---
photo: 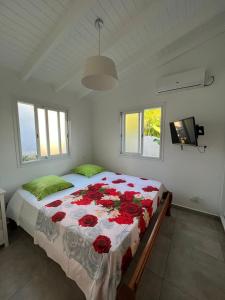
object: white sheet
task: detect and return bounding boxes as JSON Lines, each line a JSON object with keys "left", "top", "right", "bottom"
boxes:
{"left": 6, "top": 172, "right": 164, "bottom": 237}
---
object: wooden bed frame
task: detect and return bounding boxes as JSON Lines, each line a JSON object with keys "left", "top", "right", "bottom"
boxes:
{"left": 8, "top": 189, "right": 172, "bottom": 300}
{"left": 117, "top": 191, "right": 173, "bottom": 300}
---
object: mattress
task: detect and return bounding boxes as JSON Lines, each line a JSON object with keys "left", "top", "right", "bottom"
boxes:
{"left": 7, "top": 171, "right": 165, "bottom": 300}
{"left": 6, "top": 172, "right": 164, "bottom": 237}
{"left": 6, "top": 173, "right": 91, "bottom": 236}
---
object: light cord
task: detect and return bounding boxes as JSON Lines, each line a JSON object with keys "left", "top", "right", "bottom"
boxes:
{"left": 99, "top": 22, "right": 100, "bottom": 56}
{"left": 95, "top": 18, "right": 103, "bottom": 56}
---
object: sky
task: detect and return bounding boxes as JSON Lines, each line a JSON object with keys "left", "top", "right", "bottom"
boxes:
{"left": 18, "top": 102, "right": 37, "bottom": 155}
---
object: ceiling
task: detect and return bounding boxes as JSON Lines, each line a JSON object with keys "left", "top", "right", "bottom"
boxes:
{"left": 0, "top": 0, "right": 225, "bottom": 98}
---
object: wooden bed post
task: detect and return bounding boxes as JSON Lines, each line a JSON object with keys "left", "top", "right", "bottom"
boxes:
{"left": 117, "top": 192, "right": 173, "bottom": 300}
{"left": 116, "top": 285, "right": 136, "bottom": 300}
{"left": 165, "top": 191, "right": 172, "bottom": 216}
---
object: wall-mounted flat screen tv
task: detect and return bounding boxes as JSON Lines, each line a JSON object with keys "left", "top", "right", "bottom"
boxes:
{"left": 169, "top": 116, "right": 198, "bottom": 146}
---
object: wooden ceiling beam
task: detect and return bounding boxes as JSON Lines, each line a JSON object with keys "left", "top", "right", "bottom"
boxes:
{"left": 56, "top": 0, "right": 225, "bottom": 93}
{"left": 55, "top": 0, "right": 160, "bottom": 92}
{"left": 20, "top": 0, "right": 95, "bottom": 81}
{"left": 117, "top": 3, "right": 225, "bottom": 77}
{"left": 79, "top": 10, "right": 225, "bottom": 101}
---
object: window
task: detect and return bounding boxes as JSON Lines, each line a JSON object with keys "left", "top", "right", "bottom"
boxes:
{"left": 17, "top": 101, "right": 69, "bottom": 163}
{"left": 121, "top": 107, "right": 162, "bottom": 159}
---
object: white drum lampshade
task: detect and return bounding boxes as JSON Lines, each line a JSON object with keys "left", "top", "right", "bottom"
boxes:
{"left": 81, "top": 18, "right": 118, "bottom": 91}
{"left": 82, "top": 55, "right": 118, "bottom": 91}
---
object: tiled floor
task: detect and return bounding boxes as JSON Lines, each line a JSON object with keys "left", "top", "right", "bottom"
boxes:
{"left": 1, "top": 207, "right": 225, "bottom": 300}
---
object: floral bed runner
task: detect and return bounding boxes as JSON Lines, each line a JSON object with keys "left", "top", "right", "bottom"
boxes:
{"left": 34, "top": 175, "right": 163, "bottom": 300}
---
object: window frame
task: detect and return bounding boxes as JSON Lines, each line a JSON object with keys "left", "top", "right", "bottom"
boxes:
{"left": 120, "top": 104, "right": 164, "bottom": 160}
{"left": 120, "top": 111, "right": 142, "bottom": 155}
{"left": 15, "top": 100, "right": 70, "bottom": 166}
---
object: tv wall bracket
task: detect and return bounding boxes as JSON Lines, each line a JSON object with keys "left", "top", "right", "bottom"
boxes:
{"left": 180, "top": 144, "right": 207, "bottom": 152}
{"left": 180, "top": 124, "right": 206, "bottom": 151}
{"left": 196, "top": 125, "right": 204, "bottom": 137}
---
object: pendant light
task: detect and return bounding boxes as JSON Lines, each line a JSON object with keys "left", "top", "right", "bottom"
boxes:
{"left": 81, "top": 18, "right": 118, "bottom": 91}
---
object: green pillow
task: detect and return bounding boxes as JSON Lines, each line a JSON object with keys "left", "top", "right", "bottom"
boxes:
{"left": 22, "top": 175, "right": 73, "bottom": 200}
{"left": 72, "top": 164, "right": 105, "bottom": 177}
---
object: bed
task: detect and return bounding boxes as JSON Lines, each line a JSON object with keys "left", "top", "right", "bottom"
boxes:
{"left": 6, "top": 171, "right": 172, "bottom": 300}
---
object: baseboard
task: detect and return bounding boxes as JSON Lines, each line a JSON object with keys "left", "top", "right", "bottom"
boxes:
{"left": 220, "top": 215, "right": 225, "bottom": 231}
{"left": 172, "top": 203, "right": 219, "bottom": 219}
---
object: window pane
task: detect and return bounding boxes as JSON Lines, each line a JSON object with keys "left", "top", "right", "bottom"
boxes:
{"left": 59, "top": 112, "right": 67, "bottom": 154}
{"left": 18, "top": 102, "right": 37, "bottom": 162}
{"left": 125, "top": 113, "right": 140, "bottom": 153}
{"left": 48, "top": 110, "right": 60, "bottom": 155}
{"left": 143, "top": 108, "right": 161, "bottom": 158}
{"left": 37, "top": 108, "right": 48, "bottom": 157}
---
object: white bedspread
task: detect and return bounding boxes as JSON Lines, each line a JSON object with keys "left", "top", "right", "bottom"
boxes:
{"left": 7, "top": 171, "right": 165, "bottom": 300}
{"left": 7, "top": 172, "right": 164, "bottom": 237}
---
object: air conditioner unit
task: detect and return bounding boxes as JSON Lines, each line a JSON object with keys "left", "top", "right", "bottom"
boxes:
{"left": 156, "top": 68, "right": 206, "bottom": 93}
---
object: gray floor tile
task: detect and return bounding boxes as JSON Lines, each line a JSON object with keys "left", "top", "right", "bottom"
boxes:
{"left": 145, "top": 234, "right": 171, "bottom": 278}
{"left": 159, "top": 215, "right": 176, "bottom": 239}
{"left": 174, "top": 208, "right": 220, "bottom": 235}
{"left": 160, "top": 280, "right": 197, "bottom": 300}
{"left": 175, "top": 217, "right": 220, "bottom": 241}
{"left": 0, "top": 231, "right": 50, "bottom": 300}
{"left": 220, "top": 237, "right": 225, "bottom": 262}
{"left": 136, "top": 269, "right": 162, "bottom": 300}
{"left": 9, "top": 267, "right": 85, "bottom": 300}
{"left": 164, "top": 246, "right": 225, "bottom": 300}
{"left": 213, "top": 218, "right": 225, "bottom": 235}
{"left": 172, "top": 220, "right": 224, "bottom": 261}
{"left": 214, "top": 220, "right": 225, "bottom": 261}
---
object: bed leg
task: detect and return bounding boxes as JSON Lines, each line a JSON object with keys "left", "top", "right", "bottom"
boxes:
{"left": 8, "top": 219, "right": 18, "bottom": 230}
{"left": 166, "top": 204, "right": 171, "bottom": 216}
{"left": 117, "top": 284, "right": 136, "bottom": 300}
{"left": 165, "top": 192, "right": 172, "bottom": 217}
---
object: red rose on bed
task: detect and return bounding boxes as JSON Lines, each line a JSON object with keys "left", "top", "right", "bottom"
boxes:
{"left": 71, "top": 195, "right": 93, "bottom": 205}
{"left": 46, "top": 200, "right": 62, "bottom": 207}
{"left": 120, "top": 191, "right": 139, "bottom": 202}
{"left": 101, "top": 177, "right": 107, "bottom": 181}
{"left": 147, "top": 206, "right": 153, "bottom": 216}
{"left": 109, "top": 212, "right": 134, "bottom": 225}
{"left": 86, "top": 190, "right": 103, "bottom": 200}
{"left": 127, "top": 183, "right": 134, "bottom": 188}
{"left": 138, "top": 214, "right": 146, "bottom": 235}
{"left": 78, "top": 214, "right": 98, "bottom": 227}
{"left": 71, "top": 190, "right": 83, "bottom": 196}
{"left": 93, "top": 235, "right": 112, "bottom": 253}
{"left": 103, "top": 188, "right": 119, "bottom": 196}
{"left": 121, "top": 247, "right": 132, "bottom": 273}
{"left": 141, "top": 199, "right": 153, "bottom": 207}
{"left": 51, "top": 211, "right": 66, "bottom": 223}
{"left": 112, "top": 179, "right": 126, "bottom": 184}
{"left": 120, "top": 202, "right": 142, "bottom": 217}
{"left": 141, "top": 199, "right": 153, "bottom": 215}
{"left": 142, "top": 186, "right": 159, "bottom": 192}
{"left": 88, "top": 183, "right": 105, "bottom": 192}
{"left": 96, "top": 199, "right": 114, "bottom": 208}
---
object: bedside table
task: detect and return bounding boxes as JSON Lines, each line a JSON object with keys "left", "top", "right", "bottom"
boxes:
{"left": 0, "top": 189, "right": 9, "bottom": 247}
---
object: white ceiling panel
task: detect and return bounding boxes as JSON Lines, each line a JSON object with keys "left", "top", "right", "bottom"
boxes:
{"left": 0, "top": 0, "right": 224, "bottom": 96}
{"left": 0, "top": 0, "right": 70, "bottom": 70}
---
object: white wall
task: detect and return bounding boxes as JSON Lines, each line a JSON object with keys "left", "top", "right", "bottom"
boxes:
{"left": 221, "top": 161, "right": 225, "bottom": 217}
{"left": 0, "top": 67, "right": 92, "bottom": 199}
{"left": 1, "top": 34, "right": 225, "bottom": 215}
{"left": 87, "top": 33, "right": 225, "bottom": 215}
